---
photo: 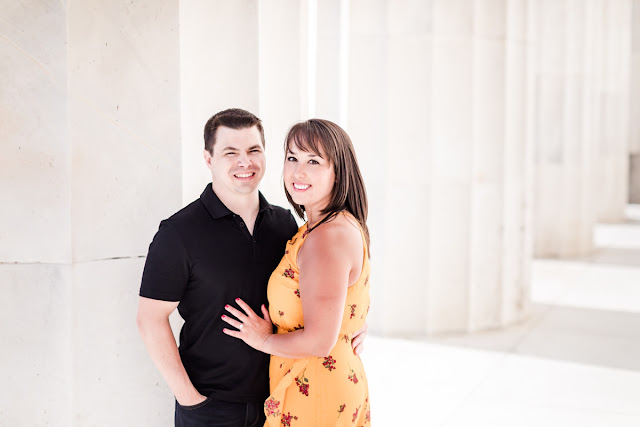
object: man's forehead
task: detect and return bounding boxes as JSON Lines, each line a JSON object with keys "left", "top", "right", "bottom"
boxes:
{"left": 214, "top": 125, "right": 263, "bottom": 150}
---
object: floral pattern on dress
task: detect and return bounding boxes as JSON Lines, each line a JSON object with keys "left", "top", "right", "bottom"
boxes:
{"left": 264, "top": 397, "right": 281, "bottom": 417}
{"left": 295, "top": 368, "right": 309, "bottom": 396}
{"left": 348, "top": 366, "right": 359, "bottom": 384}
{"left": 352, "top": 405, "right": 361, "bottom": 423}
{"left": 322, "top": 356, "right": 337, "bottom": 371}
{"left": 283, "top": 266, "right": 295, "bottom": 279}
{"left": 337, "top": 403, "right": 346, "bottom": 418}
{"left": 349, "top": 304, "right": 357, "bottom": 319}
{"left": 281, "top": 412, "right": 298, "bottom": 426}
{"left": 294, "top": 288, "right": 300, "bottom": 298}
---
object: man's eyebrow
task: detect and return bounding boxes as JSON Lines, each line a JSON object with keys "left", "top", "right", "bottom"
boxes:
{"left": 220, "top": 146, "right": 239, "bottom": 152}
{"left": 248, "top": 144, "right": 263, "bottom": 150}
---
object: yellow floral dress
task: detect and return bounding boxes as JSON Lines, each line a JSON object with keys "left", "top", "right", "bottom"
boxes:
{"left": 264, "top": 217, "right": 371, "bottom": 426}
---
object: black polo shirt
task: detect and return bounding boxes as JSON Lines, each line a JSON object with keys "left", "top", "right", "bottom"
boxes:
{"left": 140, "top": 184, "right": 298, "bottom": 402}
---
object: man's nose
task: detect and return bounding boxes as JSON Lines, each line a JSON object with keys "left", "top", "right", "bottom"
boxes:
{"left": 237, "top": 153, "right": 251, "bottom": 167}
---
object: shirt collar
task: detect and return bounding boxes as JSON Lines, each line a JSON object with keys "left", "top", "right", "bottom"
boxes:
{"left": 200, "top": 183, "right": 274, "bottom": 219}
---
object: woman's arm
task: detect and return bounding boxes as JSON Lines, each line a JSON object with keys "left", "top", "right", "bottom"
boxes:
{"left": 222, "top": 219, "right": 363, "bottom": 358}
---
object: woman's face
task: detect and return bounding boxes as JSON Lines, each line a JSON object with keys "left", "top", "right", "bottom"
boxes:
{"left": 283, "top": 141, "right": 336, "bottom": 214}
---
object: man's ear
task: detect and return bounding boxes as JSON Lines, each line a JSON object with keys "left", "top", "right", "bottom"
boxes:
{"left": 203, "top": 149, "right": 213, "bottom": 168}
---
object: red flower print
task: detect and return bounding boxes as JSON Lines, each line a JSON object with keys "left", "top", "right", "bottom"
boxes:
{"left": 294, "top": 288, "right": 300, "bottom": 298}
{"left": 302, "top": 229, "right": 310, "bottom": 239}
{"left": 352, "top": 405, "right": 361, "bottom": 423}
{"left": 279, "top": 310, "right": 285, "bottom": 317}
{"left": 365, "top": 409, "right": 370, "bottom": 422}
{"left": 285, "top": 250, "right": 290, "bottom": 254}
{"left": 264, "top": 397, "right": 281, "bottom": 417}
{"left": 283, "top": 265, "right": 295, "bottom": 279}
{"left": 364, "top": 275, "right": 369, "bottom": 286}
{"left": 288, "top": 237, "right": 297, "bottom": 245}
{"left": 295, "top": 368, "right": 309, "bottom": 396}
{"left": 349, "top": 304, "right": 357, "bottom": 319}
{"left": 348, "top": 366, "right": 359, "bottom": 384}
{"left": 342, "top": 334, "right": 351, "bottom": 344}
{"left": 337, "top": 403, "right": 346, "bottom": 417}
{"left": 293, "top": 324, "right": 304, "bottom": 331}
{"left": 322, "top": 356, "right": 337, "bottom": 371}
{"left": 280, "top": 412, "right": 298, "bottom": 426}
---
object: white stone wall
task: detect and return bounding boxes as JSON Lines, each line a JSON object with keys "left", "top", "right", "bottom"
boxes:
{"left": 1, "top": 0, "right": 181, "bottom": 425}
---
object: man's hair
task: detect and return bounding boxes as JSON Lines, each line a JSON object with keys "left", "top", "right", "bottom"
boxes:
{"left": 203, "top": 108, "right": 265, "bottom": 153}
{"left": 284, "top": 119, "right": 370, "bottom": 249}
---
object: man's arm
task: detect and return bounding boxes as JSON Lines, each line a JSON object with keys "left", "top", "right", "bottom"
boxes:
{"left": 136, "top": 296, "right": 205, "bottom": 406}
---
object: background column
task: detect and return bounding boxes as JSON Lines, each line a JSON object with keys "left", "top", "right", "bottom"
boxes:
{"left": 0, "top": 2, "right": 72, "bottom": 425}
{"left": 67, "top": 0, "right": 181, "bottom": 425}
{"left": 630, "top": 0, "right": 640, "bottom": 203}
{"left": 532, "top": 0, "right": 598, "bottom": 257}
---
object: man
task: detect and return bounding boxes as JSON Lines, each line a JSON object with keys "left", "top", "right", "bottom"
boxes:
{"left": 137, "top": 109, "right": 366, "bottom": 426}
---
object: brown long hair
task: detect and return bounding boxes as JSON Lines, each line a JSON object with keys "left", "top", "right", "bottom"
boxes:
{"left": 284, "top": 119, "right": 370, "bottom": 249}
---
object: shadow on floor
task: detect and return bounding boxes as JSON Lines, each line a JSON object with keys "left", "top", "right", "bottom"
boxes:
{"left": 413, "top": 303, "right": 640, "bottom": 373}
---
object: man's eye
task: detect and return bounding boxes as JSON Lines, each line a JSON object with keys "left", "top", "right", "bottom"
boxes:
{"left": 225, "top": 152, "right": 237, "bottom": 156}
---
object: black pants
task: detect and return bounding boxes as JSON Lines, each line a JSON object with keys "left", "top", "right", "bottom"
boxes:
{"left": 175, "top": 396, "right": 265, "bottom": 427}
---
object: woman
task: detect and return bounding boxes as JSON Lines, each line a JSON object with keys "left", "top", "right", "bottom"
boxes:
{"left": 222, "top": 119, "right": 371, "bottom": 426}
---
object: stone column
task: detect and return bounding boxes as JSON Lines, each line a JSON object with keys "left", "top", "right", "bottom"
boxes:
{"left": 0, "top": 1, "right": 182, "bottom": 425}
{"left": 630, "top": 0, "right": 640, "bottom": 203}
{"left": 532, "top": 0, "right": 598, "bottom": 257}
{"left": 180, "top": 0, "right": 260, "bottom": 204}
{"left": 348, "top": 0, "right": 533, "bottom": 335}
{"left": 258, "top": 0, "right": 307, "bottom": 208}
{"left": 68, "top": 1, "right": 181, "bottom": 425}
{"left": 595, "top": 0, "right": 633, "bottom": 221}
{"left": 0, "top": 2, "right": 72, "bottom": 425}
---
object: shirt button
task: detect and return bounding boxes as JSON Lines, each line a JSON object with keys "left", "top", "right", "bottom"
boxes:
{"left": 239, "top": 221, "right": 245, "bottom": 227}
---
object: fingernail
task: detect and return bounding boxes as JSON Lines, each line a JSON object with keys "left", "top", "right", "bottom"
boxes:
{"left": 235, "top": 298, "right": 240, "bottom": 301}
{"left": 221, "top": 315, "right": 225, "bottom": 319}
{"left": 225, "top": 304, "right": 229, "bottom": 308}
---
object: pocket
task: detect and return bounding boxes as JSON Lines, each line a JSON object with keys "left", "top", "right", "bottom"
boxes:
{"left": 177, "top": 394, "right": 215, "bottom": 411}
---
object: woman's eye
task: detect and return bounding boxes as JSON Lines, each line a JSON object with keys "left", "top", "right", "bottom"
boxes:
{"left": 287, "top": 156, "right": 297, "bottom": 162}
{"left": 309, "top": 159, "right": 319, "bottom": 165}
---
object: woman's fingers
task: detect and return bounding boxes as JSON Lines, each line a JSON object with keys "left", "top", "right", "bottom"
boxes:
{"left": 221, "top": 313, "right": 244, "bottom": 330}
{"left": 261, "top": 304, "right": 271, "bottom": 322}
{"left": 224, "top": 303, "right": 249, "bottom": 322}
{"left": 234, "top": 298, "right": 257, "bottom": 318}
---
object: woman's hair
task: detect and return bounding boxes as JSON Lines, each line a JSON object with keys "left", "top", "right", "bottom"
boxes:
{"left": 283, "top": 119, "right": 369, "bottom": 249}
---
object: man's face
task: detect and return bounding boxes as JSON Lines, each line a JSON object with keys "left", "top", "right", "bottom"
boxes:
{"left": 204, "top": 126, "right": 266, "bottom": 199}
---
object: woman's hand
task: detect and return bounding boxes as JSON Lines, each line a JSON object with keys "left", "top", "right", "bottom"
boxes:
{"left": 351, "top": 322, "right": 368, "bottom": 355}
{"left": 222, "top": 298, "right": 273, "bottom": 353}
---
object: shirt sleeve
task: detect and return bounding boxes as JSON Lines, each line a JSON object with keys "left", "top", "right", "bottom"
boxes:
{"left": 139, "top": 220, "right": 189, "bottom": 302}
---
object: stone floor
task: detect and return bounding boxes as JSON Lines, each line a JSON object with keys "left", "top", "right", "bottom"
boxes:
{"left": 362, "top": 205, "right": 640, "bottom": 426}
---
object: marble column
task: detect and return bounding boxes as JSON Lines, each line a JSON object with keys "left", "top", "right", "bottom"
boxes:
{"left": 258, "top": 0, "right": 308, "bottom": 208}
{"left": 68, "top": 1, "right": 181, "bottom": 425}
{"left": 180, "top": 0, "right": 260, "bottom": 204}
{"left": 348, "top": 0, "right": 533, "bottom": 335}
{"left": 595, "top": 0, "right": 633, "bottom": 221}
{"left": 0, "top": 1, "right": 182, "bottom": 425}
{"left": 630, "top": 0, "right": 640, "bottom": 203}
{"left": 0, "top": 2, "right": 72, "bottom": 425}
{"left": 532, "top": 0, "right": 598, "bottom": 257}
